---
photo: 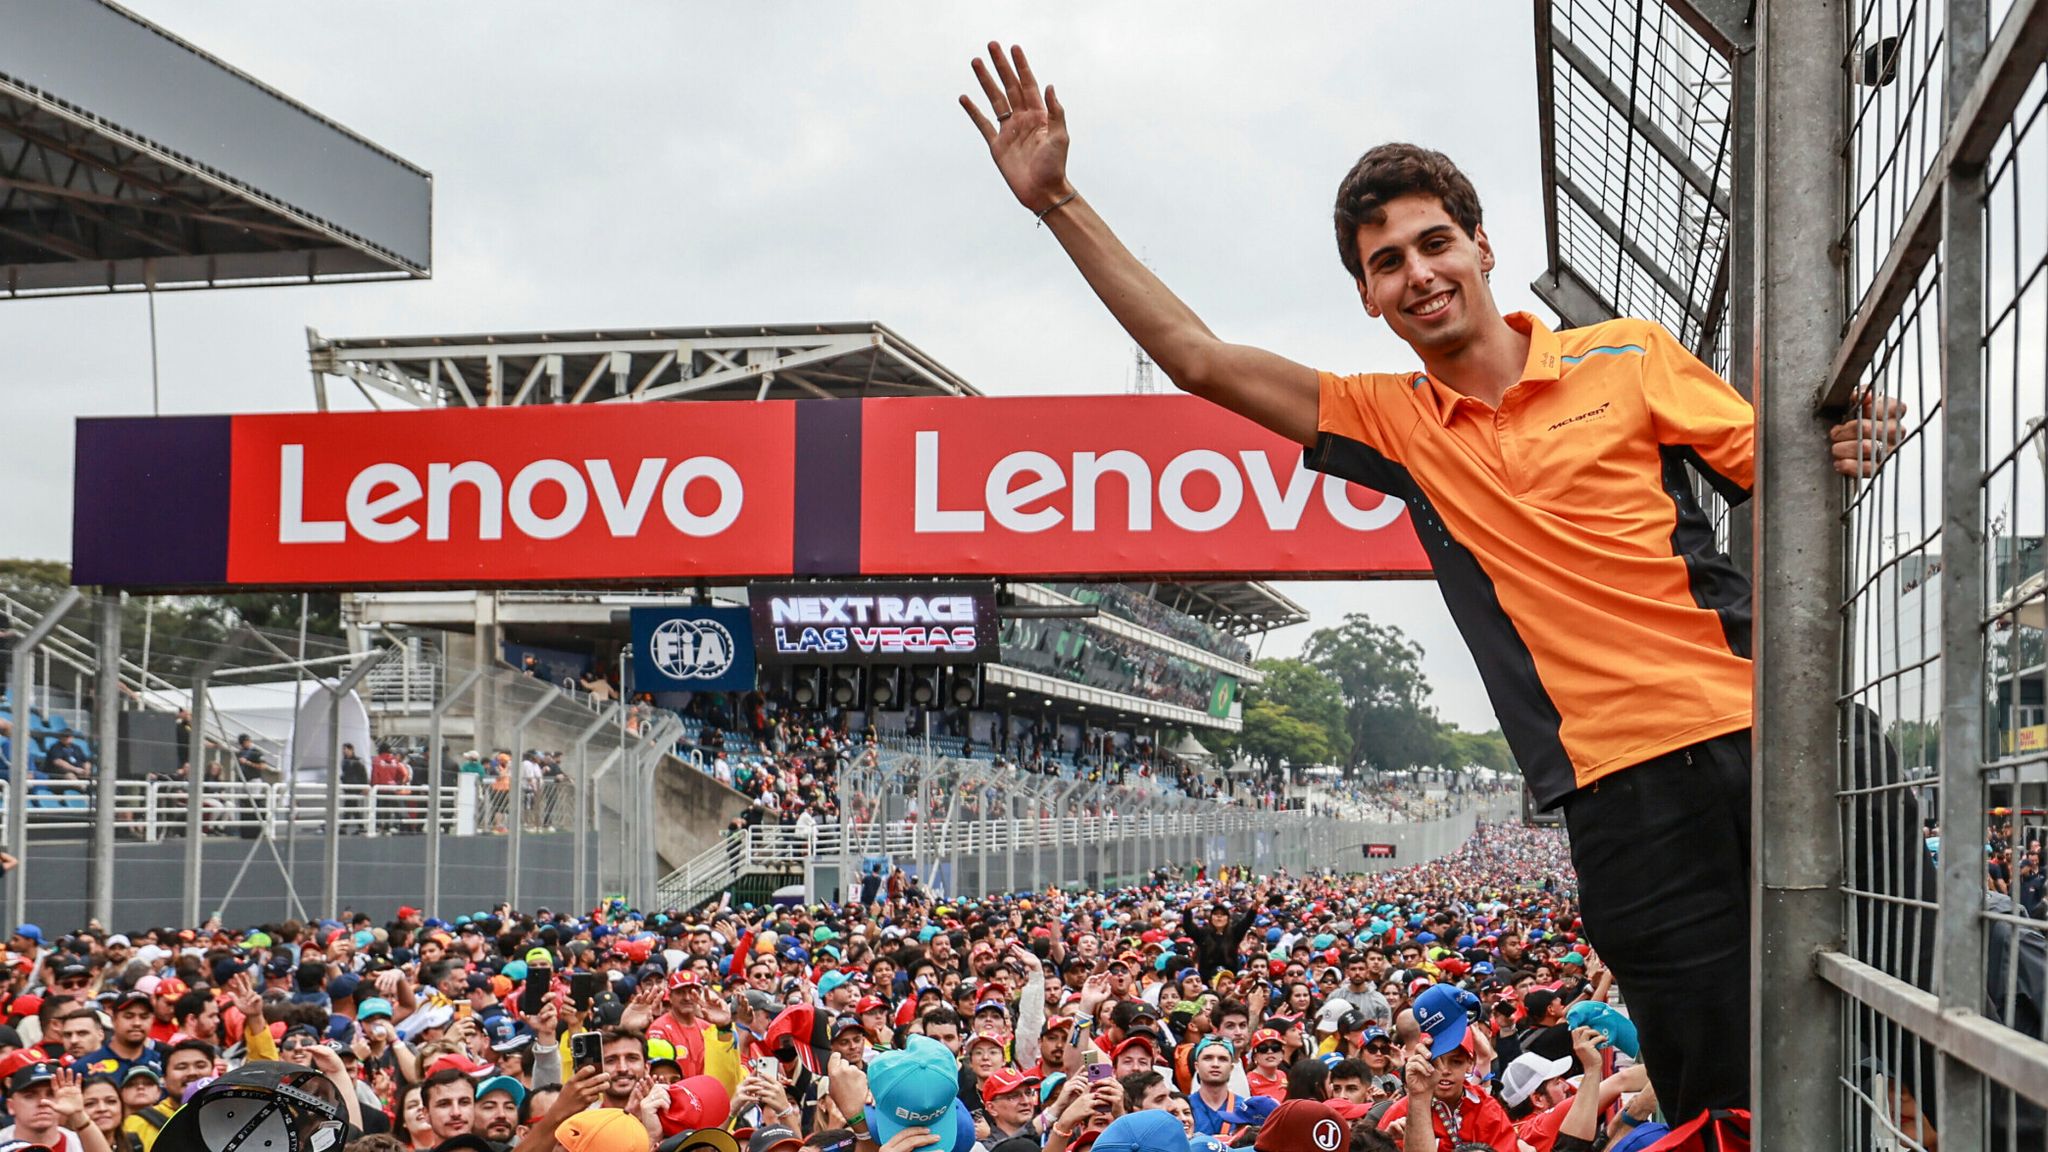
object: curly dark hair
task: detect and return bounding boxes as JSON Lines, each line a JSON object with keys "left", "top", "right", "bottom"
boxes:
{"left": 1332, "top": 143, "right": 1484, "bottom": 282}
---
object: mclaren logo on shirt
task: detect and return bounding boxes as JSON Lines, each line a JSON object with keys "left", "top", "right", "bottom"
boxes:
{"left": 1546, "top": 401, "right": 1612, "bottom": 432}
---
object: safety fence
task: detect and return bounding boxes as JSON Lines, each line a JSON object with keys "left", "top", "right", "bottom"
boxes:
{"left": 0, "top": 776, "right": 577, "bottom": 839}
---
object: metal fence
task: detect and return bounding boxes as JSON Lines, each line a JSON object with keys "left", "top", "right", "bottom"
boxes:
{"left": 1538, "top": 0, "right": 2048, "bottom": 1143}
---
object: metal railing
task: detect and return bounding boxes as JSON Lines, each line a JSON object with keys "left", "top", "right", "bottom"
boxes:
{"left": 0, "top": 776, "right": 577, "bottom": 840}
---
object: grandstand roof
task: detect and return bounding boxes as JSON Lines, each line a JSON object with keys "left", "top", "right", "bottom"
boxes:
{"left": 0, "top": 0, "right": 430, "bottom": 296}
{"left": 1532, "top": 0, "right": 1737, "bottom": 360}
{"left": 1142, "top": 581, "right": 1309, "bottom": 637}
{"left": 308, "top": 321, "right": 980, "bottom": 408}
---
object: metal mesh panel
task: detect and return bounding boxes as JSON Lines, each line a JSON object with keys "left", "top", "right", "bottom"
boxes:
{"left": 1845, "top": 0, "right": 1950, "bottom": 309}
{"left": 1546, "top": 0, "right": 1734, "bottom": 348}
{"left": 1836, "top": 255, "right": 1945, "bottom": 1148}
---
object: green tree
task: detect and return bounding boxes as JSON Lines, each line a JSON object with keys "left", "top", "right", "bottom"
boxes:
{"left": 1438, "top": 726, "right": 1514, "bottom": 773}
{"left": 1302, "top": 614, "right": 1446, "bottom": 772}
{"left": 1219, "top": 657, "right": 1352, "bottom": 768}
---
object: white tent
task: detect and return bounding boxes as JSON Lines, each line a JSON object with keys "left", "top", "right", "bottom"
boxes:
{"left": 1171, "top": 733, "right": 1214, "bottom": 761}
{"left": 139, "top": 680, "right": 370, "bottom": 782}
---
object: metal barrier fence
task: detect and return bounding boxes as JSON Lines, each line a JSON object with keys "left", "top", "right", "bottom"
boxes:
{"left": 0, "top": 776, "right": 571, "bottom": 839}
{"left": 1537, "top": 0, "right": 2048, "bottom": 1142}
{"left": 1770, "top": 0, "right": 2048, "bottom": 1146}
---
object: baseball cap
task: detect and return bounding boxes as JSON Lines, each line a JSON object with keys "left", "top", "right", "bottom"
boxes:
{"left": 1412, "top": 984, "right": 1474, "bottom": 1059}
{"left": 559, "top": 1108, "right": 653, "bottom": 1152}
{"left": 120, "top": 1065, "right": 162, "bottom": 1087}
{"left": 816, "top": 971, "right": 851, "bottom": 997}
{"left": 1252, "top": 1099, "right": 1347, "bottom": 1152}
{"left": 1565, "top": 1000, "right": 1641, "bottom": 1060}
{"left": 748, "top": 1127, "right": 804, "bottom": 1152}
{"left": 864, "top": 1035, "right": 968, "bottom": 1152}
{"left": 9, "top": 926, "right": 39, "bottom": 945}
{"left": 7, "top": 1062, "right": 54, "bottom": 1093}
{"left": 1092, "top": 1111, "right": 1189, "bottom": 1152}
{"left": 660, "top": 1075, "right": 732, "bottom": 1132}
{"left": 1499, "top": 1052, "right": 1575, "bottom": 1107}
{"left": 979, "top": 1067, "right": 1041, "bottom": 1105}
{"left": 475, "top": 1075, "right": 526, "bottom": 1106}
{"left": 357, "top": 997, "right": 394, "bottom": 1021}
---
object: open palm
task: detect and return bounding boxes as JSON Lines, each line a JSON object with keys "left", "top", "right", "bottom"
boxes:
{"left": 960, "top": 43, "right": 1071, "bottom": 212}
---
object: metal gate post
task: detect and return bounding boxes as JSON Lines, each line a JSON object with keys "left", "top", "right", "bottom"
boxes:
{"left": 1933, "top": 0, "right": 1990, "bottom": 1139}
{"left": 1751, "top": 0, "right": 1847, "bottom": 1142}
{"left": 567, "top": 706, "right": 614, "bottom": 919}
{"left": 322, "top": 650, "right": 391, "bottom": 918}
{"left": 7, "top": 589, "right": 81, "bottom": 924}
{"left": 506, "top": 683, "right": 563, "bottom": 912}
{"left": 425, "top": 669, "right": 485, "bottom": 917}
{"left": 90, "top": 594, "right": 120, "bottom": 926}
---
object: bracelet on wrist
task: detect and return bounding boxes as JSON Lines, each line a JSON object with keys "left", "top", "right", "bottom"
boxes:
{"left": 1036, "top": 191, "right": 1078, "bottom": 228}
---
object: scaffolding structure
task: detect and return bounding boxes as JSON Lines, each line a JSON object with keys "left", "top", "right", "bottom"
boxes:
{"left": 1536, "top": 0, "right": 2048, "bottom": 1144}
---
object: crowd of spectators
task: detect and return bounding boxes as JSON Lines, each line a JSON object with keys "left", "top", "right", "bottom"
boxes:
{"left": 0, "top": 819, "right": 1721, "bottom": 1152}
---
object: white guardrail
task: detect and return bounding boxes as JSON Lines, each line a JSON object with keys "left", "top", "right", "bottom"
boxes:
{"left": 0, "top": 776, "right": 578, "bottom": 840}
{"left": 654, "top": 805, "right": 1317, "bottom": 911}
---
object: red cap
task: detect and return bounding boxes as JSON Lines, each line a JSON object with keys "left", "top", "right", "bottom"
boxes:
{"left": 153, "top": 978, "right": 188, "bottom": 1000}
{"left": 1110, "top": 1034, "right": 1155, "bottom": 1061}
{"left": 658, "top": 1074, "right": 731, "bottom": 1136}
{"left": 1254, "top": 1099, "right": 1348, "bottom": 1152}
{"left": 894, "top": 1000, "right": 917, "bottom": 1028}
{"left": 979, "top": 1068, "right": 1042, "bottom": 1105}
{"left": 426, "top": 1053, "right": 494, "bottom": 1079}
{"left": 965, "top": 1032, "right": 1010, "bottom": 1052}
{"left": 667, "top": 971, "right": 702, "bottom": 993}
{"left": 1249, "top": 1028, "right": 1283, "bottom": 1049}
{"left": 854, "top": 996, "right": 886, "bottom": 1015}
{"left": 397, "top": 906, "right": 420, "bottom": 920}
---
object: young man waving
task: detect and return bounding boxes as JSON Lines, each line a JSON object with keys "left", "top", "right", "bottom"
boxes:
{"left": 958, "top": 42, "right": 1900, "bottom": 1126}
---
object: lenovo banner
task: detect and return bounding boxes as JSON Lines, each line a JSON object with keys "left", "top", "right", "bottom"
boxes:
{"left": 749, "top": 581, "right": 1000, "bottom": 665}
{"left": 71, "top": 396, "right": 1429, "bottom": 589}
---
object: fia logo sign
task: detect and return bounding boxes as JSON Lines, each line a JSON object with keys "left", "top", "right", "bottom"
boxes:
{"left": 649, "top": 617, "right": 736, "bottom": 681}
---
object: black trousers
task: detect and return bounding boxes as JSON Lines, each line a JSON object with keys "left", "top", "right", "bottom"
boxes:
{"left": 1561, "top": 729, "right": 1750, "bottom": 1123}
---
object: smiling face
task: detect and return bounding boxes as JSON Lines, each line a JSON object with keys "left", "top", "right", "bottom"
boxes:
{"left": 1353, "top": 194, "right": 1498, "bottom": 357}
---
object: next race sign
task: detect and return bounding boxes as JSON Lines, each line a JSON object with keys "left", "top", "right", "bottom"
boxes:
{"left": 749, "top": 581, "right": 1000, "bottom": 665}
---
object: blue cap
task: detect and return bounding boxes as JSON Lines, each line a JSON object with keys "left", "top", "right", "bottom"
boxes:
{"left": 1416, "top": 932, "right": 1438, "bottom": 945}
{"left": 1190, "top": 1137, "right": 1234, "bottom": 1152}
{"left": 1093, "top": 1110, "right": 1190, "bottom": 1152}
{"left": 1359, "top": 1025, "right": 1389, "bottom": 1045}
{"left": 1264, "top": 928, "right": 1282, "bottom": 943}
{"left": 1565, "top": 1001, "right": 1641, "bottom": 1060}
{"left": 918, "top": 926, "right": 940, "bottom": 943}
{"left": 1456, "top": 935, "right": 1476, "bottom": 949}
{"left": 783, "top": 946, "right": 809, "bottom": 964}
{"left": 1412, "top": 984, "right": 1472, "bottom": 1058}
{"left": 475, "top": 1075, "right": 526, "bottom": 1106}
{"left": 503, "top": 960, "right": 528, "bottom": 983}
{"left": 864, "top": 1036, "right": 964, "bottom": 1152}
{"left": 327, "top": 973, "right": 361, "bottom": 1001}
{"left": 817, "top": 971, "right": 851, "bottom": 997}
{"left": 1606, "top": 1123, "right": 1673, "bottom": 1152}
{"left": 11, "top": 925, "right": 40, "bottom": 944}
{"left": 1310, "top": 934, "right": 1335, "bottom": 951}
{"left": 1471, "top": 961, "right": 1494, "bottom": 975}
{"left": 357, "top": 997, "right": 394, "bottom": 1021}
{"left": 1191, "top": 1035, "right": 1234, "bottom": 1059}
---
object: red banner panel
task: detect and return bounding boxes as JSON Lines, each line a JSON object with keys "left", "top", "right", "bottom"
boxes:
{"left": 222, "top": 404, "right": 798, "bottom": 585}
{"left": 74, "top": 396, "right": 1429, "bottom": 589}
{"left": 859, "top": 395, "right": 1427, "bottom": 578}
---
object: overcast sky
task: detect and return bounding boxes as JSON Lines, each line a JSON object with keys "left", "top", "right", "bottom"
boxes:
{"left": 0, "top": 2, "right": 1550, "bottom": 732}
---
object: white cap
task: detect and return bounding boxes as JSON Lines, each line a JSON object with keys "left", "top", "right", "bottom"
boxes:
{"left": 1500, "top": 1052, "right": 1576, "bottom": 1108}
{"left": 105, "top": 935, "right": 131, "bottom": 948}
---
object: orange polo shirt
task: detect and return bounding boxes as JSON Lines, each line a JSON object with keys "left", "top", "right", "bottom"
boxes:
{"left": 1308, "top": 313, "right": 1753, "bottom": 807}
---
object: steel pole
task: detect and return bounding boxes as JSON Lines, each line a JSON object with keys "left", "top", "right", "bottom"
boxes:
{"left": 1933, "top": 0, "right": 1990, "bottom": 1139}
{"left": 8, "top": 589, "right": 81, "bottom": 925}
{"left": 567, "top": 706, "right": 613, "bottom": 917}
{"left": 323, "top": 651, "right": 392, "bottom": 919}
{"left": 1751, "top": 0, "right": 1845, "bottom": 1140}
{"left": 90, "top": 595, "right": 121, "bottom": 926}
{"left": 426, "top": 669, "right": 485, "bottom": 918}
{"left": 184, "top": 673, "right": 210, "bottom": 925}
{"left": 507, "top": 684, "right": 563, "bottom": 912}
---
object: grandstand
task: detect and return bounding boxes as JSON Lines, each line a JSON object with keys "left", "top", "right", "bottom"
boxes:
{"left": 314, "top": 322, "right": 1307, "bottom": 761}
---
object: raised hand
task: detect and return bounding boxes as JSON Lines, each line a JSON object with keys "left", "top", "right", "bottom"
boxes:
{"left": 50, "top": 1065, "right": 86, "bottom": 1125}
{"left": 960, "top": 43, "right": 1073, "bottom": 214}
